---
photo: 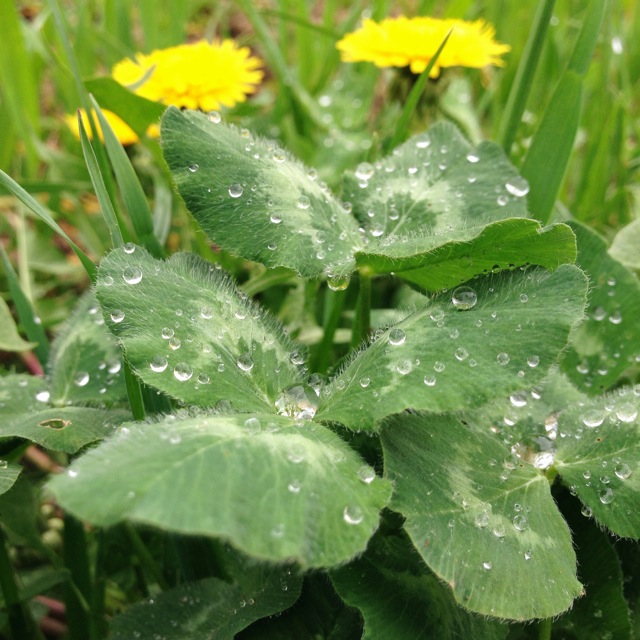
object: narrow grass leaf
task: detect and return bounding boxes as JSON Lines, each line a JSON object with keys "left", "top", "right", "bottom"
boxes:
{"left": 568, "top": 0, "right": 608, "bottom": 76}
{"left": 0, "top": 465, "right": 22, "bottom": 497}
{"left": 316, "top": 265, "right": 588, "bottom": 431}
{"left": 0, "top": 297, "right": 37, "bottom": 352}
{"left": 0, "top": 171, "right": 96, "bottom": 280}
{"left": 49, "top": 413, "right": 392, "bottom": 568}
{"left": 381, "top": 412, "right": 582, "bottom": 620}
{"left": 332, "top": 529, "right": 508, "bottom": 639}
{"left": 90, "top": 96, "right": 164, "bottom": 257}
{"left": 609, "top": 219, "right": 640, "bottom": 270}
{"left": 0, "top": 245, "right": 49, "bottom": 364}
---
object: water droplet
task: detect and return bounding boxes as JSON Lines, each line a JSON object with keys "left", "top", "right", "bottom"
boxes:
{"left": 429, "top": 307, "right": 445, "bottom": 322}
{"left": 327, "top": 273, "right": 350, "bottom": 291}
{"left": 74, "top": 372, "right": 90, "bottom": 387}
{"left": 455, "top": 347, "right": 468, "bottom": 362}
{"left": 434, "top": 361, "right": 445, "bottom": 372}
{"left": 200, "top": 307, "right": 213, "bottom": 319}
{"left": 505, "top": 176, "right": 530, "bottom": 197}
{"left": 271, "top": 524, "right": 285, "bottom": 538}
{"left": 452, "top": 286, "right": 477, "bottom": 310}
{"left": 270, "top": 213, "right": 282, "bottom": 224}
{"left": 497, "top": 353, "right": 510, "bottom": 366}
{"left": 598, "top": 487, "right": 614, "bottom": 504}
{"left": 355, "top": 162, "right": 375, "bottom": 181}
{"left": 510, "top": 392, "right": 528, "bottom": 408}
{"left": 519, "top": 294, "right": 528, "bottom": 303}
{"left": 297, "top": 195, "right": 311, "bottom": 209}
{"left": 482, "top": 561, "right": 492, "bottom": 571}
{"left": 513, "top": 515, "right": 528, "bottom": 531}
{"left": 123, "top": 242, "right": 136, "bottom": 254}
{"left": 388, "top": 329, "right": 406, "bottom": 346}
{"left": 492, "top": 524, "right": 506, "bottom": 538}
{"left": 357, "top": 465, "right": 376, "bottom": 484}
{"left": 287, "top": 444, "right": 306, "bottom": 464}
{"left": 497, "top": 194, "right": 509, "bottom": 206}
{"left": 616, "top": 403, "right": 637, "bottom": 423}
{"left": 527, "top": 355, "right": 540, "bottom": 368}
{"left": 615, "top": 463, "right": 632, "bottom": 480}
{"left": 110, "top": 309, "right": 125, "bottom": 323}
{"left": 524, "top": 549, "right": 533, "bottom": 560}
{"left": 102, "top": 275, "right": 114, "bottom": 286}
{"left": 275, "top": 385, "right": 318, "bottom": 420}
{"left": 36, "top": 390, "right": 50, "bottom": 402}
{"left": 273, "top": 148, "right": 286, "bottom": 163}
{"left": 173, "top": 363, "right": 193, "bottom": 381}
{"left": 474, "top": 511, "right": 490, "bottom": 528}
{"left": 343, "top": 505, "right": 364, "bottom": 525}
{"left": 150, "top": 356, "right": 168, "bottom": 372}
{"left": 424, "top": 375, "right": 436, "bottom": 386}
{"left": 581, "top": 505, "right": 593, "bottom": 517}
{"left": 169, "top": 337, "right": 181, "bottom": 350}
{"left": 466, "top": 152, "right": 480, "bottom": 163}
{"left": 188, "top": 163, "right": 199, "bottom": 173}
{"left": 288, "top": 479, "right": 302, "bottom": 493}
{"left": 228, "top": 184, "right": 243, "bottom": 198}
{"left": 582, "top": 409, "right": 605, "bottom": 428}
{"left": 290, "top": 350, "right": 305, "bottom": 366}
{"left": 396, "top": 359, "right": 412, "bottom": 375}
{"left": 197, "top": 373, "right": 210, "bottom": 384}
{"left": 237, "top": 354, "right": 254, "bottom": 372}
{"left": 208, "top": 110, "right": 221, "bottom": 123}
{"left": 359, "top": 377, "right": 370, "bottom": 388}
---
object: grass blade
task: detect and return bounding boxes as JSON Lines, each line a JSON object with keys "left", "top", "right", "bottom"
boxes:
{"left": 0, "top": 244, "right": 49, "bottom": 365}
{"left": 387, "top": 29, "right": 452, "bottom": 151}
{"left": 0, "top": 170, "right": 97, "bottom": 281}
{"left": 90, "top": 96, "right": 164, "bottom": 257}
{"left": 497, "top": 0, "right": 557, "bottom": 154}
{"left": 77, "top": 112, "right": 126, "bottom": 249}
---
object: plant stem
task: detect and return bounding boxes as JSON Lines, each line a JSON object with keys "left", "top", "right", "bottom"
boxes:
{"left": 125, "top": 523, "right": 169, "bottom": 590}
{"left": 0, "top": 526, "right": 38, "bottom": 640}
{"left": 350, "top": 273, "right": 371, "bottom": 349}
{"left": 538, "top": 618, "right": 552, "bottom": 640}
{"left": 311, "top": 288, "right": 347, "bottom": 374}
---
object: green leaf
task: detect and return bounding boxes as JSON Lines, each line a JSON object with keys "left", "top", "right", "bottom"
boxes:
{"left": 48, "top": 293, "right": 127, "bottom": 407}
{"left": 561, "top": 221, "right": 640, "bottom": 394}
{"left": 609, "top": 219, "right": 640, "bottom": 270}
{"left": 553, "top": 390, "right": 640, "bottom": 539}
{"left": 95, "top": 247, "right": 304, "bottom": 413}
{"left": 161, "top": 107, "right": 361, "bottom": 278}
{"left": 316, "top": 265, "right": 588, "bottom": 431}
{"left": 345, "top": 122, "right": 528, "bottom": 244}
{"left": 0, "top": 375, "right": 129, "bottom": 453}
{"left": 551, "top": 492, "right": 632, "bottom": 640}
{"left": 356, "top": 219, "right": 576, "bottom": 292}
{"left": 331, "top": 529, "right": 508, "bottom": 639}
{"left": 109, "top": 561, "right": 302, "bottom": 639}
{"left": 0, "top": 464, "right": 22, "bottom": 496}
{"left": 0, "top": 477, "right": 43, "bottom": 547}
{"left": 239, "top": 574, "right": 363, "bottom": 640}
{"left": 380, "top": 412, "right": 582, "bottom": 620}
{"left": 0, "top": 297, "right": 37, "bottom": 352}
{"left": 49, "top": 413, "right": 392, "bottom": 567}
{"left": 85, "top": 77, "right": 166, "bottom": 138}
{"left": 520, "top": 71, "right": 582, "bottom": 224}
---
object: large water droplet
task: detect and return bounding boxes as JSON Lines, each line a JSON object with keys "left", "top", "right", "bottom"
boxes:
{"left": 150, "top": 356, "right": 168, "bottom": 372}
{"left": 228, "top": 184, "right": 243, "bottom": 198}
{"left": 505, "top": 176, "right": 530, "bottom": 197}
{"left": 74, "top": 372, "right": 90, "bottom": 387}
{"left": 616, "top": 403, "right": 637, "bottom": 423}
{"left": 357, "top": 465, "right": 376, "bottom": 484}
{"left": 451, "top": 286, "right": 477, "bottom": 310}
{"left": 482, "top": 561, "right": 492, "bottom": 571}
{"left": 513, "top": 515, "right": 528, "bottom": 531}
{"left": 598, "top": 487, "right": 614, "bottom": 504}
{"left": 275, "top": 385, "right": 318, "bottom": 420}
{"left": 614, "top": 462, "right": 632, "bottom": 480}
{"left": 35, "top": 390, "right": 50, "bottom": 403}
{"left": 396, "top": 359, "right": 412, "bottom": 375}
{"left": 582, "top": 409, "right": 605, "bottom": 428}
{"left": 355, "top": 162, "right": 375, "bottom": 181}
{"left": 388, "top": 328, "right": 406, "bottom": 346}
{"left": 237, "top": 354, "right": 254, "bottom": 372}
{"left": 188, "top": 163, "right": 199, "bottom": 173}
{"left": 327, "top": 273, "right": 350, "bottom": 291}
{"left": 110, "top": 309, "right": 125, "bottom": 323}
{"left": 297, "top": 195, "right": 311, "bottom": 209}
{"left": 497, "top": 352, "right": 510, "bottom": 366}
{"left": 173, "top": 363, "right": 193, "bottom": 381}
{"left": 343, "top": 505, "right": 364, "bottom": 525}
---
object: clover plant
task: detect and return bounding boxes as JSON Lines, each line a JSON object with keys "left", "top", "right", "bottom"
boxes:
{"left": 2, "top": 106, "right": 639, "bottom": 639}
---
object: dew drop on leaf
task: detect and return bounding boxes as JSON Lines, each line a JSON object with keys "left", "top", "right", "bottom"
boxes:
{"left": 173, "top": 363, "right": 193, "bottom": 381}
{"left": 582, "top": 409, "right": 605, "bottom": 428}
{"left": 74, "top": 372, "right": 90, "bottom": 387}
{"left": 615, "top": 403, "right": 637, "bottom": 423}
{"left": 297, "top": 195, "right": 311, "bottom": 209}
{"left": 505, "top": 176, "right": 530, "bottom": 197}
{"left": 236, "top": 354, "right": 254, "bottom": 372}
{"left": 35, "top": 390, "right": 50, "bottom": 403}
{"left": 388, "top": 328, "right": 406, "bottom": 346}
{"left": 355, "top": 162, "right": 375, "bottom": 181}
{"left": 614, "top": 463, "right": 632, "bottom": 480}
{"left": 598, "top": 487, "right": 615, "bottom": 504}
{"left": 513, "top": 515, "right": 528, "bottom": 531}
{"left": 228, "top": 184, "right": 243, "bottom": 198}
{"left": 497, "top": 352, "right": 510, "bottom": 365}
{"left": 150, "top": 356, "right": 168, "bottom": 373}
{"left": 451, "top": 286, "right": 477, "bottom": 310}
{"left": 110, "top": 309, "right": 125, "bottom": 323}
{"left": 482, "top": 561, "right": 492, "bottom": 571}
{"left": 343, "top": 505, "right": 364, "bottom": 525}
{"left": 357, "top": 465, "right": 376, "bottom": 484}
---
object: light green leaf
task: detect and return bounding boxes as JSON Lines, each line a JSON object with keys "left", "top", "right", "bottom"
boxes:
{"left": 609, "top": 219, "right": 640, "bottom": 270}
{"left": 561, "top": 221, "right": 640, "bottom": 394}
{"left": 49, "top": 413, "right": 392, "bottom": 567}
{"left": 0, "top": 297, "right": 36, "bottom": 352}
{"left": 0, "top": 375, "right": 129, "bottom": 453}
{"left": 48, "top": 293, "right": 127, "bottom": 407}
{"left": 380, "top": 413, "right": 582, "bottom": 620}
{"left": 553, "top": 390, "right": 640, "bottom": 539}
{"left": 316, "top": 265, "right": 588, "bottom": 431}
{"left": 0, "top": 463, "right": 22, "bottom": 496}
{"left": 161, "top": 107, "right": 361, "bottom": 278}
{"left": 109, "top": 560, "right": 302, "bottom": 640}
{"left": 356, "top": 219, "right": 576, "bottom": 292}
{"left": 331, "top": 529, "right": 508, "bottom": 639}
{"left": 344, "top": 122, "right": 528, "bottom": 243}
{"left": 95, "top": 247, "right": 304, "bottom": 413}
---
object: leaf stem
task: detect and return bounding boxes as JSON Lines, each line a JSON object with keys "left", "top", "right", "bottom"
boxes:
{"left": 538, "top": 617, "right": 552, "bottom": 640}
{"left": 311, "top": 288, "right": 347, "bottom": 374}
{"left": 350, "top": 273, "right": 371, "bottom": 349}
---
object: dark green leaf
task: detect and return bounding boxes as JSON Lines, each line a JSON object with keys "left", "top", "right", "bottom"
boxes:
{"left": 316, "top": 265, "right": 588, "bottom": 431}
{"left": 331, "top": 529, "right": 508, "bottom": 639}
{"left": 356, "top": 219, "right": 576, "bottom": 292}
{"left": 381, "top": 412, "right": 582, "bottom": 620}
{"left": 0, "top": 297, "right": 36, "bottom": 352}
{"left": 95, "top": 247, "right": 304, "bottom": 413}
{"left": 561, "top": 221, "right": 640, "bottom": 394}
{"left": 0, "top": 464, "right": 21, "bottom": 496}
{"left": 161, "top": 107, "right": 360, "bottom": 278}
{"left": 49, "top": 413, "right": 392, "bottom": 567}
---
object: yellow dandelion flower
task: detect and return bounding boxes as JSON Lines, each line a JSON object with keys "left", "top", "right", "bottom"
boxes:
{"left": 112, "top": 40, "right": 264, "bottom": 112}
{"left": 65, "top": 109, "right": 142, "bottom": 146}
{"left": 337, "top": 16, "right": 510, "bottom": 77}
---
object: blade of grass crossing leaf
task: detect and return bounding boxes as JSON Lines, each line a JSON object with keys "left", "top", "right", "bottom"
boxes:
{"left": 90, "top": 97, "right": 164, "bottom": 257}
{"left": 78, "top": 113, "right": 126, "bottom": 249}
{"left": 0, "top": 245, "right": 49, "bottom": 365}
{"left": 124, "top": 362, "right": 146, "bottom": 421}
{"left": 497, "top": 0, "right": 557, "bottom": 153}
{"left": 0, "top": 171, "right": 96, "bottom": 280}
{"left": 568, "top": 0, "right": 607, "bottom": 76}
{"left": 387, "top": 30, "right": 452, "bottom": 151}
{"left": 520, "top": 71, "right": 582, "bottom": 224}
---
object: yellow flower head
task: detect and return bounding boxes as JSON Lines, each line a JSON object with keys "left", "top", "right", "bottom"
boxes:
{"left": 112, "top": 40, "right": 264, "bottom": 112}
{"left": 337, "top": 16, "right": 510, "bottom": 77}
{"left": 65, "top": 109, "right": 141, "bottom": 146}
